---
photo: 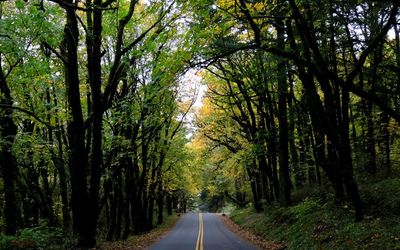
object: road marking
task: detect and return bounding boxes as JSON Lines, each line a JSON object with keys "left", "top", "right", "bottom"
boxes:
{"left": 195, "top": 213, "right": 204, "bottom": 250}
{"left": 200, "top": 213, "right": 203, "bottom": 250}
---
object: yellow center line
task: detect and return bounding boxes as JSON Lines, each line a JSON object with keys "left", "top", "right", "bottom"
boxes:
{"left": 195, "top": 213, "right": 204, "bottom": 250}
{"left": 200, "top": 213, "right": 204, "bottom": 250}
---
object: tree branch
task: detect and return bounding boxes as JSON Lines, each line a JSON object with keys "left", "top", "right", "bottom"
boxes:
{"left": 0, "top": 104, "right": 54, "bottom": 128}
{"left": 346, "top": 3, "right": 399, "bottom": 83}
{"left": 42, "top": 41, "right": 68, "bottom": 65}
{"left": 203, "top": 133, "right": 240, "bottom": 153}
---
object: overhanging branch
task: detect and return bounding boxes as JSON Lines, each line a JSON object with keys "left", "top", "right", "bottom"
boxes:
{"left": 0, "top": 104, "right": 54, "bottom": 128}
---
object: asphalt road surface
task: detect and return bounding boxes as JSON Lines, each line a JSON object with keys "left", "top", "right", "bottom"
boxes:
{"left": 149, "top": 213, "right": 257, "bottom": 250}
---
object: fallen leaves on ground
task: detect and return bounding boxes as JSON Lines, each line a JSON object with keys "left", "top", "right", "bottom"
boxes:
{"left": 99, "top": 214, "right": 180, "bottom": 250}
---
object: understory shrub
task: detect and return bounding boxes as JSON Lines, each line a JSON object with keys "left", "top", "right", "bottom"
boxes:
{"left": 0, "top": 226, "right": 69, "bottom": 250}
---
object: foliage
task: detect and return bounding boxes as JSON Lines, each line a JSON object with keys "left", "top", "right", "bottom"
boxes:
{"left": 230, "top": 180, "right": 400, "bottom": 250}
{"left": 0, "top": 226, "right": 70, "bottom": 250}
{"left": 361, "top": 178, "right": 400, "bottom": 215}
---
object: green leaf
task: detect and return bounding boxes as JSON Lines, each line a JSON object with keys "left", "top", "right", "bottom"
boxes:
{"left": 16, "top": 0, "right": 25, "bottom": 9}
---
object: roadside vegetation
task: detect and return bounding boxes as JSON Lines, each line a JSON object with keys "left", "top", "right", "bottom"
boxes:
{"left": 0, "top": 226, "right": 69, "bottom": 250}
{"left": 0, "top": 213, "right": 181, "bottom": 250}
{"left": 226, "top": 178, "right": 400, "bottom": 250}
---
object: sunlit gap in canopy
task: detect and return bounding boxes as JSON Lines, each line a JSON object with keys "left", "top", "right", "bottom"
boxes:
{"left": 176, "top": 68, "right": 207, "bottom": 139}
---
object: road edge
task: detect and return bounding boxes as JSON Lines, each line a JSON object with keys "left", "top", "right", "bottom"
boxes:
{"left": 101, "top": 213, "right": 182, "bottom": 250}
{"left": 217, "top": 213, "right": 286, "bottom": 250}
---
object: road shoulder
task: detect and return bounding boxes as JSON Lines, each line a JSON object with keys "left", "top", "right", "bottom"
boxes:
{"left": 100, "top": 214, "right": 181, "bottom": 250}
{"left": 217, "top": 213, "right": 286, "bottom": 250}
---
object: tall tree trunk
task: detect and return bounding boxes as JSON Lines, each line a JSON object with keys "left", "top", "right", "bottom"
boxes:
{"left": 166, "top": 193, "right": 172, "bottom": 215}
{"left": 60, "top": 6, "right": 92, "bottom": 247}
{"left": 106, "top": 178, "right": 117, "bottom": 241}
{"left": 131, "top": 145, "right": 141, "bottom": 234}
{"left": 115, "top": 177, "right": 123, "bottom": 240}
{"left": 363, "top": 91, "right": 377, "bottom": 175}
{"left": 139, "top": 139, "right": 150, "bottom": 232}
{"left": 157, "top": 170, "right": 164, "bottom": 225}
{"left": 379, "top": 113, "right": 391, "bottom": 176}
{"left": 0, "top": 57, "right": 18, "bottom": 235}
{"left": 147, "top": 158, "right": 158, "bottom": 231}
{"left": 288, "top": 72, "right": 300, "bottom": 187}
{"left": 39, "top": 165, "right": 58, "bottom": 226}
{"left": 265, "top": 86, "right": 279, "bottom": 201}
{"left": 276, "top": 17, "right": 291, "bottom": 207}
{"left": 122, "top": 158, "right": 132, "bottom": 240}
{"left": 341, "top": 87, "right": 363, "bottom": 221}
{"left": 55, "top": 120, "right": 71, "bottom": 231}
{"left": 49, "top": 87, "right": 71, "bottom": 231}
{"left": 257, "top": 156, "right": 271, "bottom": 203}
{"left": 395, "top": 23, "right": 400, "bottom": 113}
{"left": 286, "top": 19, "right": 330, "bottom": 185}
{"left": 86, "top": 0, "right": 104, "bottom": 244}
{"left": 246, "top": 166, "right": 262, "bottom": 212}
{"left": 308, "top": 125, "right": 320, "bottom": 184}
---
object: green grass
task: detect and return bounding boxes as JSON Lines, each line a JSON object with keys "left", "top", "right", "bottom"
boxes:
{"left": 230, "top": 178, "right": 400, "bottom": 250}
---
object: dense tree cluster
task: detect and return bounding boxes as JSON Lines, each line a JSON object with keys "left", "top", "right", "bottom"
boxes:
{"left": 0, "top": 0, "right": 198, "bottom": 247}
{"left": 192, "top": 0, "right": 399, "bottom": 222}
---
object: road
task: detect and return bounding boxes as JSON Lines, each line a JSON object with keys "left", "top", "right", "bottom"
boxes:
{"left": 149, "top": 213, "right": 257, "bottom": 250}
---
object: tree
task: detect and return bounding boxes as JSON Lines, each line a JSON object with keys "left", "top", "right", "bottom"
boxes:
{"left": 0, "top": 0, "right": 195, "bottom": 247}
{"left": 187, "top": 0, "right": 400, "bottom": 222}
